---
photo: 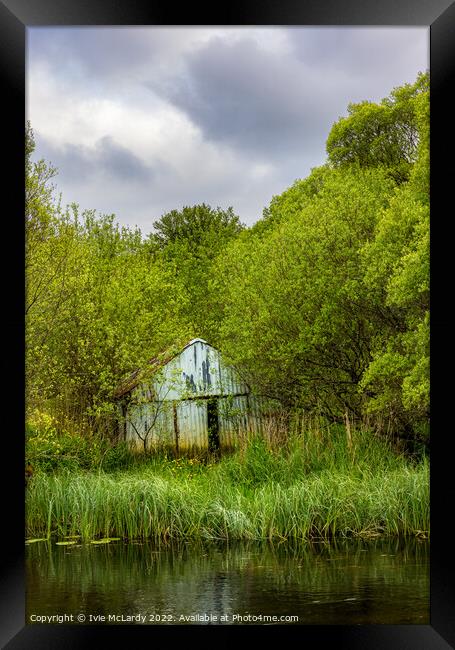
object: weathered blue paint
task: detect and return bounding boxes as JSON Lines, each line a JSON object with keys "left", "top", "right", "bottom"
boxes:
{"left": 183, "top": 372, "right": 197, "bottom": 393}
{"left": 201, "top": 359, "right": 212, "bottom": 389}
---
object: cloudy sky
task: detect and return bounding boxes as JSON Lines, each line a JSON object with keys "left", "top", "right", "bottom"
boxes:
{"left": 27, "top": 27, "right": 428, "bottom": 233}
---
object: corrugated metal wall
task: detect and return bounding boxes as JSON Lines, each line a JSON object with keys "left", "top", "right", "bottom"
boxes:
{"left": 125, "top": 395, "right": 266, "bottom": 452}
{"left": 125, "top": 401, "right": 174, "bottom": 449}
{"left": 129, "top": 339, "right": 249, "bottom": 402}
{"left": 176, "top": 400, "right": 208, "bottom": 450}
{"left": 123, "top": 340, "right": 266, "bottom": 452}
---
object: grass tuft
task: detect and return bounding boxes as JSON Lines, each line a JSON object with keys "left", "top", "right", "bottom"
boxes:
{"left": 26, "top": 429, "right": 429, "bottom": 542}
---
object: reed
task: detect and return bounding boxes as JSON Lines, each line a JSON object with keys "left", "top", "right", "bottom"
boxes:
{"left": 26, "top": 430, "right": 429, "bottom": 542}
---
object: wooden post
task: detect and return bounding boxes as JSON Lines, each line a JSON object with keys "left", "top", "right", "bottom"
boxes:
{"left": 121, "top": 400, "right": 127, "bottom": 442}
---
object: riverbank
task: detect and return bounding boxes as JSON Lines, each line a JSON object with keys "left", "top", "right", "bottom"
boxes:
{"left": 26, "top": 432, "right": 429, "bottom": 542}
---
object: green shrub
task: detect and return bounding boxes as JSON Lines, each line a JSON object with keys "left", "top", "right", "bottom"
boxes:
{"left": 99, "top": 441, "right": 139, "bottom": 471}
{"left": 25, "top": 411, "right": 105, "bottom": 472}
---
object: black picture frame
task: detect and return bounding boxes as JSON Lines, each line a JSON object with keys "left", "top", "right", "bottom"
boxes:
{"left": 1, "top": 0, "right": 453, "bottom": 647}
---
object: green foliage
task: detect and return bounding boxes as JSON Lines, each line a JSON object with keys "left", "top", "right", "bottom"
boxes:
{"left": 25, "top": 127, "right": 192, "bottom": 436}
{"left": 326, "top": 72, "right": 429, "bottom": 184}
{"left": 149, "top": 203, "right": 243, "bottom": 249}
{"left": 99, "top": 441, "right": 142, "bottom": 472}
{"left": 213, "top": 166, "right": 395, "bottom": 415}
{"left": 145, "top": 204, "right": 245, "bottom": 340}
{"left": 25, "top": 411, "right": 149, "bottom": 474}
{"left": 25, "top": 411, "right": 105, "bottom": 472}
{"left": 358, "top": 88, "right": 429, "bottom": 430}
{"left": 255, "top": 165, "right": 330, "bottom": 234}
{"left": 211, "top": 71, "right": 429, "bottom": 437}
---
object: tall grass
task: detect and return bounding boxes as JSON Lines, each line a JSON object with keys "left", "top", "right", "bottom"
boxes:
{"left": 26, "top": 427, "right": 429, "bottom": 542}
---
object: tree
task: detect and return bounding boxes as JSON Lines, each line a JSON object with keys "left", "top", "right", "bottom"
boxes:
{"left": 146, "top": 204, "right": 245, "bottom": 341}
{"left": 252, "top": 165, "right": 330, "bottom": 236}
{"left": 26, "top": 125, "right": 192, "bottom": 437}
{"left": 358, "top": 90, "right": 429, "bottom": 438}
{"left": 149, "top": 203, "right": 243, "bottom": 250}
{"left": 212, "top": 167, "right": 395, "bottom": 418}
{"left": 210, "top": 72, "right": 429, "bottom": 441}
{"left": 326, "top": 71, "right": 429, "bottom": 184}
{"left": 25, "top": 71, "right": 429, "bottom": 444}
{"left": 25, "top": 124, "right": 81, "bottom": 413}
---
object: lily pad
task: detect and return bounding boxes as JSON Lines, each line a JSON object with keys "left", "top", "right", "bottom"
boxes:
{"left": 25, "top": 538, "right": 48, "bottom": 544}
{"left": 91, "top": 537, "right": 121, "bottom": 544}
{"left": 55, "top": 541, "right": 78, "bottom": 546}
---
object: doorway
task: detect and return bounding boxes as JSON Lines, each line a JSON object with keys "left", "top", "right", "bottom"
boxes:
{"left": 207, "top": 398, "right": 220, "bottom": 454}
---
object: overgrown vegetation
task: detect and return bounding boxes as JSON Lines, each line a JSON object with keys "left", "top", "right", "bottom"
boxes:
{"left": 26, "top": 424, "right": 429, "bottom": 542}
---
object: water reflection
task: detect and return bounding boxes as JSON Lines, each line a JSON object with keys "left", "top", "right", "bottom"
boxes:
{"left": 26, "top": 537, "right": 429, "bottom": 624}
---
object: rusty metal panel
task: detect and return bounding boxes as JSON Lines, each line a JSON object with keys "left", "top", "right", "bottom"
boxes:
{"left": 124, "top": 393, "right": 269, "bottom": 451}
{"left": 218, "top": 395, "right": 267, "bottom": 445}
{"left": 125, "top": 398, "right": 210, "bottom": 451}
{"left": 246, "top": 394, "right": 266, "bottom": 435}
{"left": 125, "top": 397, "right": 272, "bottom": 452}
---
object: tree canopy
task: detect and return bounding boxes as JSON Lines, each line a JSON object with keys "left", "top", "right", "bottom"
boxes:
{"left": 149, "top": 203, "right": 243, "bottom": 250}
{"left": 326, "top": 71, "right": 429, "bottom": 184}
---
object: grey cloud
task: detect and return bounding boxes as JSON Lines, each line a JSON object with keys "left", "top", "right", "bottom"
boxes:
{"left": 288, "top": 28, "right": 428, "bottom": 93}
{"left": 147, "top": 30, "right": 427, "bottom": 163}
{"left": 96, "top": 137, "right": 153, "bottom": 182}
{"left": 28, "top": 27, "right": 429, "bottom": 231}
{"left": 149, "top": 36, "right": 334, "bottom": 158}
{"left": 33, "top": 130, "right": 295, "bottom": 230}
{"left": 36, "top": 134, "right": 155, "bottom": 185}
{"left": 28, "top": 27, "right": 222, "bottom": 93}
{"left": 28, "top": 28, "right": 161, "bottom": 83}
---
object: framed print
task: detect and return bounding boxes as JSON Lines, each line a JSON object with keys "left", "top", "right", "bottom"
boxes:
{"left": 1, "top": 0, "right": 453, "bottom": 648}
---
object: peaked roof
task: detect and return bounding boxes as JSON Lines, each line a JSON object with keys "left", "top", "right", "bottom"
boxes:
{"left": 113, "top": 338, "right": 214, "bottom": 399}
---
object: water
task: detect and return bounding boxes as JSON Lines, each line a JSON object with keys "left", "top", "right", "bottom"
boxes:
{"left": 26, "top": 537, "right": 429, "bottom": 625}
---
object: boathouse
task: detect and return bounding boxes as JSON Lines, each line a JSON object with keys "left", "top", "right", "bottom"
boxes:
{"left": 114, "top": 338, "right": 261, "bottom": 452}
